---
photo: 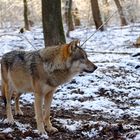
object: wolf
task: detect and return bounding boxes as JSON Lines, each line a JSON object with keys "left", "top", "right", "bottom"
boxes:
{"left": 1, "top": 40, "right": 97, "bottom": 134}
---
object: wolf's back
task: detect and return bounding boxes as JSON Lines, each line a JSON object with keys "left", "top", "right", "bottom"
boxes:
{"left": 1, "top": 51, "right": 26, "bottom": 70}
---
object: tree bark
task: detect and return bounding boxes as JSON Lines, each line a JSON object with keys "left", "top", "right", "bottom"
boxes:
{"left": 91, "top": 0, "right": 104, "bottom": 31}
{"left": 114, "top": 0, "right": 127, "bottom": 26}
{"left": 23, "top": 0, "right": 29, "bottom": 30}
{"left": 73, "top": 8, "right": 81, "bottom": 26}
{"left": 102, "top": 0, "right": 110, "bottom": 23}
{"left": 42, "top": 0, "right": 66, "bottom": 47}
{"left": 65, "top": 0, "right": 74, "bottom": 37}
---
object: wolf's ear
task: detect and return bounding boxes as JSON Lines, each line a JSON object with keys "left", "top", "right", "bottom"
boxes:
{"left": 68, "top": 40, "right": 80, "bottom": 53}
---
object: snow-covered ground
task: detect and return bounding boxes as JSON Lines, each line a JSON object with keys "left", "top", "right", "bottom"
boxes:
{"left": 0, "top": 24, "right": 140, "bottom": 139}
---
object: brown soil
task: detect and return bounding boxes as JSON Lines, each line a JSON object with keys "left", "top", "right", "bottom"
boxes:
{"left": 0, "top": 94, "right": 139, "bottom": 140}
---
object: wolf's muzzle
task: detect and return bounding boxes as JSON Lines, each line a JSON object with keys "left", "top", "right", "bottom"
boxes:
{"left": 84, "top": 65, "right": 97, "bottom": 73}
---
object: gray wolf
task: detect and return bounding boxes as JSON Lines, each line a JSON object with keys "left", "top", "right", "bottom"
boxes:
{"left": 1, "top": 40, "right": 97, "bottom": 134}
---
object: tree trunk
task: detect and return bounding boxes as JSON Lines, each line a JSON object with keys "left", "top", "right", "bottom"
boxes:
{"left": 114, "top": 0, "right": 127, "bottom": 26}
{"left": 42, "top": 0, "right": 66, "bottom": 47}
{"left": 65, "top": 0, "right": 74, "bottom": 37}
{"left": 91, "top": 0, "right": 104, "bottom": 31}
{"left": 73, "top": 8, "right": 81, "bottom": 26}
{"left": 23, "top": 0, "right": 29, "bottom": 30}
{"left": 102, "top": 0, "right": 110, "bottom": 23}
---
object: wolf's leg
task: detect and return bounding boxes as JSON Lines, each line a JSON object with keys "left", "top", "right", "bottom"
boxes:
{"left": 4, "top": 82, "right": 14, "bottom": 123}
{"left": 34, "top": 93, "right": 46, "bottom": 134}
{"left": 44, "top": 90, "right": 58, "bottom": 132}
{"left": 14, "top": 92, "right": 23, "bottom": 115}
{"left": 1, "top": 81, "right": 6, "bottom": 106}
{"left": 33, "top": 80, "right": 46, "bottom": 134}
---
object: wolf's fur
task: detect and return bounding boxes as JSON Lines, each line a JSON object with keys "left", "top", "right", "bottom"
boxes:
{"left": 1, "top": 40, "right": 97, "bottom": 134}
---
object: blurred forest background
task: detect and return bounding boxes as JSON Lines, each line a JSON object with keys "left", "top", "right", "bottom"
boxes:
{"left": 0, "top": 0, "right": 140, "bottom": 29}
{"left": 0, "top": 1, "right": 140, "bottom": 139}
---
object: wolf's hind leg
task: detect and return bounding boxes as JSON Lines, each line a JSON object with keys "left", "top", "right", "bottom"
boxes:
{"left": 4, "top": 82, "right": 14, "bottom": 124}
{"left": 14, "top": 92, "right": 23, "bottom": 115}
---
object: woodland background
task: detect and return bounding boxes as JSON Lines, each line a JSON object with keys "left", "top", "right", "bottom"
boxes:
{"left": 0, "top": 0, "right": 140, "bottom": 140}
{"left": 0, "top": 0, "right": 140, "bottom": 29}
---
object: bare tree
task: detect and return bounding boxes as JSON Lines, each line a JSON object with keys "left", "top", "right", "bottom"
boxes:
{"left": 65, "top": 0, "right": 74, "bottom": 37}
{"left": 114, "top": 0, "right": 127, "bottom": 26}
{"left": 91, "top": 0, "right": 104, "bottom": 31}
{"left": 42, "top": 0, "right": 66, "bottom": 46}
{"left": 23, "top": 0, "right": 29, "bottom": 30}
{"left": 73, "top": 8, "right": 81, "bottom": 26}
{"left": 102, "top": 0, "right": 110, "bottom": 23}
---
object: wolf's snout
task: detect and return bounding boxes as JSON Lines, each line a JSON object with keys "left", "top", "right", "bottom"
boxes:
{"left": 90, "top": 65, "right": 97, "bottom": 73}
{"left": 83, "top": 63, "right": 97, "bottom": 73}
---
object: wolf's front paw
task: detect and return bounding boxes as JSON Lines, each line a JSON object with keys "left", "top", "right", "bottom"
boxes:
{"left": 4, "top": 118, "right": 14, "bottom": 124}
{"left": 46, "top": 126, "right": 58, "bottom": 133}
{"left": 38, "top": 129, "right": 47, "bottom": 135}
{"left": 15, "top": 109, "right": 23, "bottom": 116}
{"left": 37, "top": 124, "right": 47, "bottom": 134}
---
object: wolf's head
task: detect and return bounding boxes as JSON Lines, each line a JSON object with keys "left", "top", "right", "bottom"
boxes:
{"left": 66, "top": 40, "right": 97, "bottom": 73}
{"left": 40, "top": 40, "right": 97, "bottom": 74}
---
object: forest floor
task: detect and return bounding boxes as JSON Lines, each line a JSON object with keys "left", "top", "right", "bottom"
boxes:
{"left": 0, "top": 24, "right": 140, "bottom": 139}
{"left": 0, "top": 98, "right": 140, "bottom": 140}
